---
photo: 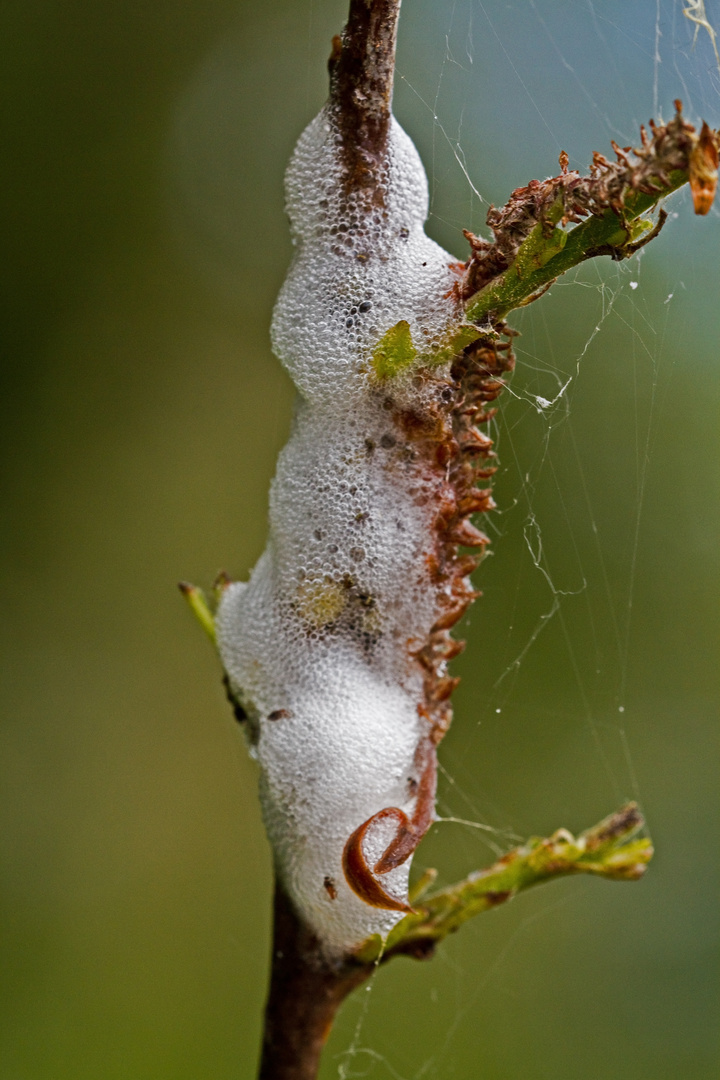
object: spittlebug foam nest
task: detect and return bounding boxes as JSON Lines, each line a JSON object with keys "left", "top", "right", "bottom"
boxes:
{"left": 217, "top": 106, "right": 478, "bottom": 955}
{"left": 215, "top": 84, "right": 707, "bottom": 958}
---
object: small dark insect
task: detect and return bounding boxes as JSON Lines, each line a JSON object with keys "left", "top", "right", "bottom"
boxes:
{"left": 268, "top": 708, "right": 292, "bottom": 721}
{"left": 323, "top": 876, "right": 338, "bottom": 900}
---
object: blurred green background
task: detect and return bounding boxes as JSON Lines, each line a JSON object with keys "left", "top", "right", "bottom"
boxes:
{"left": 1, "top": 1, "right": 718, "bottom": 1077}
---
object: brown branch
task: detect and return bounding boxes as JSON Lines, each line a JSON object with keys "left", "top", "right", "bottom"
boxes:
{"left": 258, "top": 883, "right": 370, "bottom": 1080}
{"left": 328, "top": 0, "right": 401, "bottom": 202}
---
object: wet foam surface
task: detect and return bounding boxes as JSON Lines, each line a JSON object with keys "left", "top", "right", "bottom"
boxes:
{"left": 217, "top": 107, "right": 458, "bottom": 954}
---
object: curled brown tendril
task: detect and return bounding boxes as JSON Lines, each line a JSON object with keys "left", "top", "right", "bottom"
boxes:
{"left": 342, "top": 738, "right": 437, "bottom": 912}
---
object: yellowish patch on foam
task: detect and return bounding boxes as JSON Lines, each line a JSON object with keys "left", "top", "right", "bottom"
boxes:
{"left": 296, "top": 578, "right": 347, "bottom": 628}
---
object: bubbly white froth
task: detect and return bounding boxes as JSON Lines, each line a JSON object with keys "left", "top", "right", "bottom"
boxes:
{"left": 217, "top": 107, "right": 459, "bottom": 954}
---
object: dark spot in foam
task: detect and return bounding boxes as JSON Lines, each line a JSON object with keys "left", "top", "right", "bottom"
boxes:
{"left": 223, "top": 674, "right": 247, "bottom": 724}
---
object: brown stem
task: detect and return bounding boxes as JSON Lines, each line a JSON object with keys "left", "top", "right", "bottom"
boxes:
{"left": 257, "top": 8, "right": 403, "bottom": 1077}
{"left": 258, "top": 881, "right": 374, "bottom": 1080}
{"left": 328, "top": 0, "right": 402, "bottom": 201}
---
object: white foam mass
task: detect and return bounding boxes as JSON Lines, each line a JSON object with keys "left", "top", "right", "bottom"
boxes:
{"left": 217, "top": 106, "right": 459, "bottom": 954}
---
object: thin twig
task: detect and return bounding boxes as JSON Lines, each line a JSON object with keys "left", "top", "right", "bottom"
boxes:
{"left": 355, "top": 803, "right": 652, "bottom": 964}
{"left": 462, "top": 104, "right": 718, "bottom": 327}
{"left": 258, "top": 884, "right": 370, "bottom": 1080}
{"left": 328, "top": 0, "right": 401, "bottom": 201}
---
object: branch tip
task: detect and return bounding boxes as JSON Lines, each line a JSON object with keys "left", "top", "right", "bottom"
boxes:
{"left": 178, "top": 581, "right": 216, "bottom": 644}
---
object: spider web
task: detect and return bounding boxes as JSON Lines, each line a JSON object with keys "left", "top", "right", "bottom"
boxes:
{"left": 328, "top": 2, "right": 719, "bottom": 1077}
{"left": 165, "top": 1, "right": 718, "bottom": 1073}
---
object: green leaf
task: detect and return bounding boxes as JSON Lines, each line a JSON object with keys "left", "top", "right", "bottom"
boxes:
{"left": 371, "top": 320, "right": 417, "bottom": 379}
